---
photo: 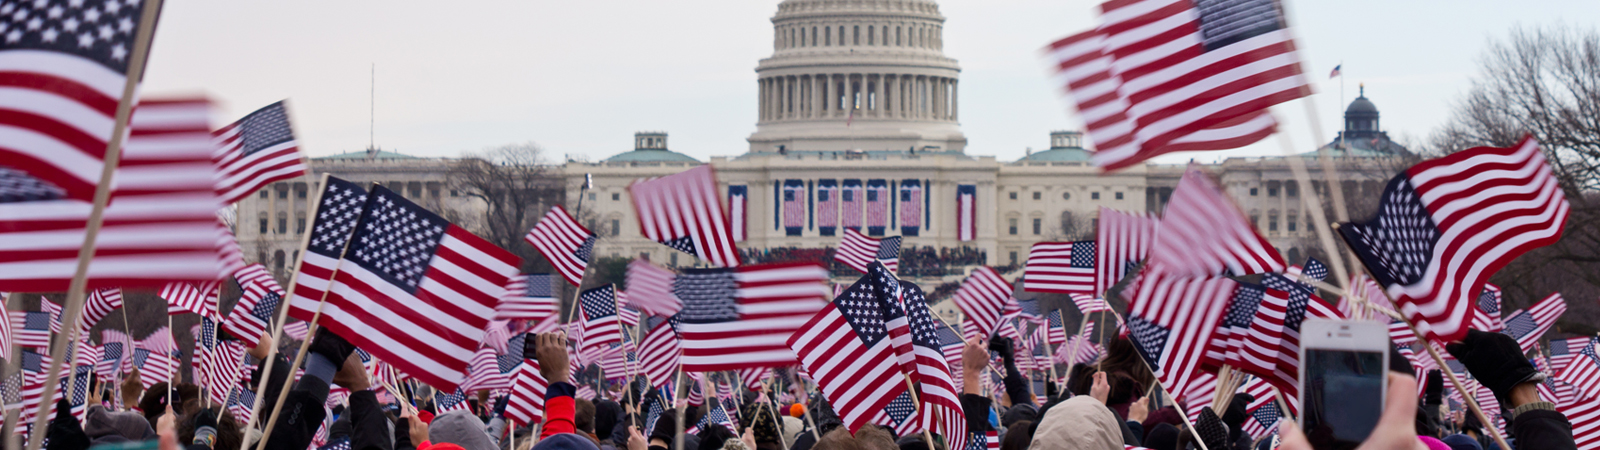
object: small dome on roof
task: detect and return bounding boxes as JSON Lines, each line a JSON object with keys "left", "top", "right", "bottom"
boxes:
{"left": 1345, "top": 85, "right": 1378, "bottom": 115}
{"left": 602, "top": 132, "right": 700, "bottom": 163}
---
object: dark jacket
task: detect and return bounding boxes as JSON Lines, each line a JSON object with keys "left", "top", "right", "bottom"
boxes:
{"left": 349, "top": 390, "right": 395, "bottom": 450}
{"left": 1509, "top": 407, "right": 1576, "bottom": 450}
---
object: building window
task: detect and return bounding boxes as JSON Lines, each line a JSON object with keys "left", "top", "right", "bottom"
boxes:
{"left": 1092, "top": 218, "right": 1099, "bottom": 230}
{"left": 612, "top": 193, "right": 621, "bottom": 201}
{"left": 1091, "top": 192, "right": 1100, "bottom": 200}
{"left": 1287, "top": 218, "right": 1297, "bottom": 232}
{"left": 297, "top": 189, "right": 306, "bottom": 199}
{"left": 670, "top": 253, "right": 678, "bottom": 267}
{"left": 450, "top": 190, "right": 459, "bottom": 197}
{"left": 430, "top": 189, "right": 440, "bottom": 198}
{"left": 1032, "top": 218, "right": 1041, "bottom": 235}
{"left": 296, "top": 218, "right": 306, "bottom": 234}
{"left": 259, "top": 219, "right": 268, "bottom": 233}
{"left": 896, "top": 26, "right": 902, "bottom": 45}
{"left": 1268, "top": 215, "right": 1279, "bottom": 232}
{"left": 259, "top": 190, "right": 268, "bottom": 199}
{"left": 1250, "top": 187, "right": 1259, "bottom": 196}
{"left": 867, "top": 25, "right": 874, "bottom": 45}
{"left": 1008, "top": 218, "right": 1018, "bottom": 235}
{"left": 278, "top": 190, "right": 287, "bottom": 199}
{"left": 854, "top": 26, "right": 859, "bottom": 45}
{"left": 1032, "top": 192, "right": 1041, "bottom": 200}
{"left": 1251, "top": 215, "right": 1260, "bottom": 229}
{"left": 1062, "top": 192, "right": 1071, "bottom": 200}
{"left": 1286, "top": 184, "right": 1298, "bottom": 197}
{"left": 1009, "top": 192, "right": 1017, "bottom": 200}
{"left": 1008, "top": 251, "right": 1018, "bottom": 265}
{"left": 274, "top": 250, "right": 285, "bottom": 270}
{"left": 1268, "top": 188, "right": 1278, "bottom": 197}
{"left": 588, "top": 193, "right": 596, "bottom": 201}
{"left": 277, "top": 218, "right": 287, "bottom": 234}
{"left": 1115, "top": 192, "right": 1124, "bottom": 200}
{"left": 611, "top": 219, "right": 620, "bottom": 236}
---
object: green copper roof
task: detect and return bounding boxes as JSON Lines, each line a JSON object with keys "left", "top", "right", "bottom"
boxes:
{"left": 603, "top": 149, "right": 700, "bottom": 163}
{"left": 1017, "top": 147, "right": 1093, "bottom": 162}
{"left": 314, "top": 150, "right": 420, "bottom": 160}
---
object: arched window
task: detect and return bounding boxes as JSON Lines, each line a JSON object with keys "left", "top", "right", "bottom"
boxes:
{"left": 825, "top": 27, "right": 831, "bottom": 45}
{"left": 853, "top": 25, "right": 860, "bottom": 45}
{"left": 867, "top": 25, "right": 874, "bottom": 45}
{"left": 838, "top": 26, "right": 845, "bottom": 46}
{"left": 273, "top": 250, "right": 286, "bottom": 270}
{"left": 1287, "top": 248, "right": 1302, "bottom": 265}
{"left": 811, "top": 27, "right": 817, "bottom": 46}
{"left": 896, "top": 26, "right": 902, "bottom": 45}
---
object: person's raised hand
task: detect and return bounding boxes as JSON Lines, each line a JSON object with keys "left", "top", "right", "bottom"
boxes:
{"left": 1277, "top": 373, "right": 1425, "bottom": 450}
{"left": 1090, "top": 372, "right": 1110, "bottom": 404}
{"left": 537, "top": 332, "right": 571, "bottom": 384}
{"left": 401, "top": 411, "right": 430, "bottom": 445}
{"left": 249, "top": 332, "right": 275, "bottom": 360}
{"left": 1129, "top": 394, "right": 1150, "bottom": 423}
{"left": 1446, "top": 330, "right": 1541, "bottom": 407}
{"left": 628, "top": 426, "right": 649, "bottom": 450}
{"left": 333, "top": 350, "right": 371, "bottom": 391}
{"left": 961, "top": 339, "right": 988, "bottom": 395}
{"left": 740, "top": 426, "right": 757, "bottom": 450}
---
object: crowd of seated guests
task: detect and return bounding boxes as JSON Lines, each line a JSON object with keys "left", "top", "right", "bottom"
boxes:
{"left": 740, "top": 246, "right": 990, "bottom": 278}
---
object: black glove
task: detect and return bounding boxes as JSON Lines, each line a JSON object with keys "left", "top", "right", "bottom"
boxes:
{"left": 192, "top": 408, "right": 219, "bottom": 448}
{"left": 1193, "top": 407, "right": 1229, "bottom": 450}
{"left": 1221, "top": 394, "right": 1252, "bottom": 431}
{"left": 309, "top": 327, "right": 357, "bottom": 366}
{"left": 1424, "top": 370, "right": 1444, "bottom": 405}
{"left": 988, "top": 337, "right": 1016, "bottom": 363}
{"left": 1445, "top": 329, "right": 1541, "bottom": 405}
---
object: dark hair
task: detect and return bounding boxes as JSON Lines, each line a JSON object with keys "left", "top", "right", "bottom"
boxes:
{"left": 999, "top": 420, "right": 1034, "bottom": 450}
{"left": 1066, "top": 364, "right": 1096, "bottom": 397}
{"left": 176, "top": 408, "right": 244, "bottom": 450}
{"left": 1102, "top": 337, "right": 1154, "bottom": 398}
{"left": 139, "top": 382, "right": 202, "bottom": 429}
{"left": 575, "top": 398, "right": 596, "bottom": 433}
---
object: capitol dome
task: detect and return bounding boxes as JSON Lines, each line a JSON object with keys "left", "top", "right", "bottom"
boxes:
{"left": 746, "top": 0, "right": 966, "bottom": 154}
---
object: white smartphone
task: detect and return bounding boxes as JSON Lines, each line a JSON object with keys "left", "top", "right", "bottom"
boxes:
{"left": 1299, "top": 318, "right": 1389, "bottom": 450}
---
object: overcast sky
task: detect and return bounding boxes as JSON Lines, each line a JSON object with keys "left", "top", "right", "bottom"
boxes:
{"left": 140, "top": 0, "right": 1598, "bottom": 164}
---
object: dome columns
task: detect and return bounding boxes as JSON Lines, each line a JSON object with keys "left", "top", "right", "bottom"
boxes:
{"left": 757, "top": 72, "right": 957, "bottom": 124}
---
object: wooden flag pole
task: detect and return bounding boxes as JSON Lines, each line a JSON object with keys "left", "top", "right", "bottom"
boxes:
{"left": 674, "top": 369, "right": 687, "bottom": 450}
{"left": 237, "top": 173, "right": 335, "bottom": 446}
{"left": 3, "top": 292, "right": 24, "bottom": 450}
{"left": 562, "top": 180, "right": 593, "bottom": 325}
{"left": 1274, "top": 388, "right": 1298, "bottom": 423}
{"left": 25, "top": 0, "right": 164, "bottom": 445}
{"left": 1063, "top": 309, "right": 1089, "bottom": 370}
{"left": 901, "top": 374, "right": 939, "bottom": 450}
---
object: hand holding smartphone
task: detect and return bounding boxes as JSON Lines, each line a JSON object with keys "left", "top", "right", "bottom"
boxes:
{"left": 1299, "top": 319, "right": 1389, "bottom": 450}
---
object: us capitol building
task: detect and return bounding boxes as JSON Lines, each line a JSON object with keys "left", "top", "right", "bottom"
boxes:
{"left": 237, "top": 0, "right": 1407, "bottom": 287}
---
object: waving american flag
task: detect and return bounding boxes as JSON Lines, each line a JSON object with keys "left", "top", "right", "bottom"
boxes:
{"left": 674, "top": 262, "right": 829, "bottom": 371}
{"left": 788, "top": 262, "right": 914, "bottom": 434}
{"left": 835, "top": 228, "right": 902, "bottom": 274}
{"left": 525, "top": 205, "right": 595, "bottom": 287}
{"left": 212, "top": 101, "right": 307, "bottom": 204}
{"left": 629, "top": 166, "right": 742, "bottom": 268}
{"left": 1023, "top": 241, "right": 1096, "bottom": 295}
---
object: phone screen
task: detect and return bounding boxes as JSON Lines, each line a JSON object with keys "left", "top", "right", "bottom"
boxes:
{"left": 1302, "top": 348, "right": 1385, "bottom": 450}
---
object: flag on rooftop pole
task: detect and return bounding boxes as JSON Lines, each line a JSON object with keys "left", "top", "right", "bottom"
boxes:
{"left": 1499, "top": 293, "right": 1567, "bottom": 353}
{"left": 525, "top": 205, "right": 596, "bottom": 287}
{"left": 1339, "top": 136, "right": 1569, "bottom": 343}
{"left": 673, "top": 262, "right": 829, "bottom": 371}
{"left": 835, "top": 228, "right": 903, "bottom": 274}
{"left": 1148, "top": 165, "right": 1284, "bottom": 277}
{"left": 212, "top": 101, "right": 308, "bottom": 204}
{"left": 629, "top": 165, "right": 742, "bottom": 268}
{"left": 290, "top": 183, "right": 520, "bottom": 391}
{"left": 1042, "top": 0, "right": 1307, "bottom": 171}
{"left": 1022, "top": 241, "right": 1096, "bottom": 295}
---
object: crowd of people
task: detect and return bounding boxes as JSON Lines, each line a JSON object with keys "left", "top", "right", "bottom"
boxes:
{"left": 739, "top": 246, "right": 989, "bottom": 278}
{"left": 28, "top": 326, "right": 1578, "bottom": 450}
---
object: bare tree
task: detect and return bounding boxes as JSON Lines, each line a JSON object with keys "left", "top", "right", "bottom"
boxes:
{"left": 1429, "top": 26, "right": 1600, "bottom": 334}
{"left": 448, "top": 142, "right": 565, "bottom": 273}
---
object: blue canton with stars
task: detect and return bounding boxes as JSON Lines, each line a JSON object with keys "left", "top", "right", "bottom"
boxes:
{"left": 0, "top": 166, "right": 65, "bottom": 203}
{"left": 0, "top": 0, "right": 147, "bottom": 73}
{"left": 1501, "top": 313, "right": 1538, "bottom": 341}
{"left": 877, "top": 236, "right": 903, "bottom": 260}
{"left": 434, "top": 388, "right": 468, "bottom": 411}
{"left": 663, "top": 236, "right": 700, "bottom": 258}
{"left": 251, "top": 291, "right": 282, "bottom": 322}
{"left": 22, "top": 311, "right": 49, "bottom": 332}
{"left": 524, "top": 274, "right": 554, "bottom": 297}
{"left": 575, "top": 235, "right": 596, "bottom": 264}
{"left": 1124, "top": 316, "right": 1169, "bottom": 372}
{"left": 1223, "top": 285, "right": 1266, "bottom": 330}
{"left": 1477, "top": 289, "right": 1500, "bottom": 315}
{"left": 1302, "top": 258, "right": 1329, "bottom": 284}
{"left": 881, "top": 391, "right": 917, "bottom": 430}
{"left": 307, "top": 177, "right": 370, "bottom": 258}
{"left": 498, "top": 333, "right": 527, "bottom": 374}
{"left": 1071, "top": 241, "right": 1097, "bottom": 268}
{"left": 903, "top": 283, "right": 940, "bottom": 349}
{"left": 345, "top": 185, "right": 449, "bottom": 293}
{"left": 835, "top": 263, "right": 899, "bottom": 348}
{"left": 235, "top": 101, "right": 296, "bottom": 156}
{"left": 673, "top": 268, "right": 740, "bottom": 324}
{"left": 100, "top": 342, "right": 122, "bottom": 364}
{"left": 580, "top": 285, "right": 617, "bottom": 321}
{"left": 1339, "top": 176, "right": 1439, "bottom": 288}
{"left": 1253, "top": 401, "right": 1281, "bottom": 427}
{"left": 1262, "top": 275, "right": 1314, "bottom": 334}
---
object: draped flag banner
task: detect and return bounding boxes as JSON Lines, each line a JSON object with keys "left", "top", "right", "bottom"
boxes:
{"left": 783, "top": 180, "right": 806, "bottom": 236}
{"left": 865, "top": 179, "right": 889, "bottom": 235}
{"left": 729, "top": 185, "right": 748, "bottom": 242}
{"left": 1339, "top": 136, "right": 1569, "bottom": 343}
{"left": 956, "top": 185, "right": 976, "bottom": 241}
{"left": 900, "top": 180, "right": 922, "bottom": 236}
{"left": 817, "top": 180, "right": 839, "bottom": 236}
{"left": 842, "top": 179, "right": 864, "bottom": 231}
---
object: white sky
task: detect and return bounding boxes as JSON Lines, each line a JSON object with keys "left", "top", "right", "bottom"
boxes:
{"left": 140, "top": 0, "right": 1599, "bottom": 164}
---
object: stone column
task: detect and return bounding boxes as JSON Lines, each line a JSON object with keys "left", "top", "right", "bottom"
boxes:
{"left": 810, "top": 75, "right": 820, "bottom": 119}
{"left": 759, "top": 78, "right": 768, "bottom": 122}
{"left": 951, "top": 79, "right": 959, "bottom": 121}
{"left": 876, "top": 74, "right": 887, "bottom": 118}
{"left": 823, "top": 74, "right": 833, "bottom": 117}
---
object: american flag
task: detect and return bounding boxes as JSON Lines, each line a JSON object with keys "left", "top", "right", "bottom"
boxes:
{"left": 462, "top": 348, "right": 507, "bottom": 391}
{"left": 212, "top": 101, "right": 307, "bottom": 204}
{"left": 290, "top": 182, "right": 520, "bottom": 391}
{"left": 788, "top": 262, "right": 914, "bottom": 433}
{"left": 865, "top": 181, "right": 889, "bottom": 230}
{"left": 481, "top": 320, "right": 512, "bottom": 354}
{"left": 952, "top": 267, "right": 1011, "bottom": 341}
{"left": 956, "top": 185, "right": 976, "bottom": 241}
{"left": 17, "top": 351, "right": 48, "bottom": 426}
{"left": 1149, "top": 165, "right": 1283, "bottom": 277}
{"left": 12, "top": 311, "right": 51, "bottom": 348}
{"left": 41, "top": 298, "right": 62, "bottom": 333}
{"left": 599, "top": 333, "right": 640, "bottom": 379}
{"left": 1056, "top": 334, "right": 1103, "bottom": 366}
{"left": 1123, "top": 269, "right": 1236, "bottom": 398}
{"left": 1203, "top": 284, "right": 1267, "bottom": 372}
{"left": 80, "top": 288, "right": 124, "bottom": 333}
{"left": 643, "top": 391, "right": 668, "bottom": 432}
{"left": 1022, "top": 241, "right": 1096, "bottom": 295}
{"left": 1097, "top": 208, "right": 1159, "bottom": 294}
{"left": 505, "top": 358, "right": 547, "bottom": 425}
{"left": 900, "top": 181, "right": 923, "bottom": 229}
{"left": 688, "top": 401, "right": 739, "bottom": 434}
{"left": 1555, "top": 338, "right": 1599, "bottom": 403}
{"left": 1240, "top": 400, "right": 1282, "bottom": 440}
{"left": 843, "top": 181, "right": 864, "bottom": 230}
{"left": 904, "top": 283, "right": 967, "bottom": 449}
{"left": 817, "top": 182, "right": 839, "bottom": 229}
{"left": 131, "top": 348, "right": 176, "bottom": 389}
{"left": 969, "top": 431, "right": 1000, "bottom": 450}
{"left": 626, "top": 259, "right": 682, "bottom": 317}
{"left": 161, "top": 281, "right": 221, "bottom": 319}
{"left": 934, "top": 318, "right": 964, "bottom": 381}
{"left": 1340, "top": 137, "right": 1569, "bottom": 343}
{"left": 629, "top": 165, "right": 742, "bottom": 268}
{"left": 783, "top": 181, "right": 805, "bottom": 229}
{"left": 1388, "top": 320, "right": 1417, "bottom": 346}
{"left": 225, "top": 265, "right": 284, "bottom": 349}
{"left": 525, "top": 205, "right": 595, "bottom": 287}
{"left": 674, "top": 262, "right": 829, "bottom": 371}
{"left": 619, "top": 302, "right": 641, "bottom": 329}
{"left": 498, "top": 274, "right": 559, "bottom": 321}
{"left": 1470, "top": 284, "right": 1504, "bottom": 333}
{"left": 0, "top": 308, "right": 10, "bottom": 359}
{"left": 576, "top": 285, "right": 622, "bottom": 363}
{"left": 0, "top": 2, "right": 233, "bottom": 292}
{"left": 1500, "top": 293, "right": 1567, "bottom": 352}
{"left": 1042, "top": 310, "right": 1068, "bottom": 345}
{"left": 96, "top": 340, "right": 123, "bottom": 381}
{"left": 282, "top": 321, "right": 310, "bottom": 341}
{"left": 639, "top": 317, "right": 680, "bottom": 388}
{"left": 227, "top": 386, "right": 258, "bottom": 424}
{"left": 1552, "top": 337, "right": 1591, "bottom": 373}
{"left": 139, "top": 326, "right": 175, "bottom": 355}
{"left": 434, "top": 387, "right": 470, "bottom": 413}
{"left": 197, "top": 318, "right": 246, "bottom": 405}
{"left": 1070, "top": 294, "right": 1110, "bottom": 315}
{"left": 1286, "top": 258, "right": 1330, "bottom": 287}
{"left": 835, "top": 228, "right": 903, "bottom": 274}
{"left": 1044, "top": 0, "right": 1306, "bottom": 170}
{"left": 1560, "top": 397, "right": 1599, "bottom": 450}
{"left": 1238, "top": 376, "right": 1277, "bottom": 411}
{"left": 737, "top": 367, "right": 771, "bottom": 391}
